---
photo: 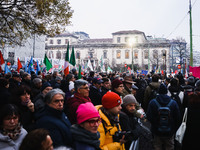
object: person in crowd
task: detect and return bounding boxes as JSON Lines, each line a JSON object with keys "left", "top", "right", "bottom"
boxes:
{"left": 21, "top": 72, "right": 32, "bottom": 88}
{"left": 50, "top": 70, "right": 59, "bottom": 88}
{"left": 71, "top": 102, "right": 101, "bottom": 150}
{"left": 0, "top": 78, "right": 11, "bottom": 106}
{"left": 134, "top": 78, "right": 148, "bottom": 106}
{"left": 89, "top": 77, "right": 103, "bottom": 106}
{"left": 10, "top": 85, "right": 36, "bottom": 132}
{"left": 183, "top": 76, "right": 195, "bottom": 94}
{"left": 9, "top": 72, "right": 22, "bottom": 94}
{"left": 36, "top": 89, "right": 72, "bottom": 148}
{"left": 119, "top": 94, "right": 143, "bottom": 149}
{"left": 111, "top": 79, "right": 124, "bottom": 98}
{"left": 65, "top": 79, "right": 91, "bottom": 124}
{"left": 182, "top": 81, "right": 200, "bottom": 150}
{"left": 31, "top": 78, "right": 42, "bottom": 99}
{"left": 53, "top": 76, "right": 62, "bottom": 89}
{"left": 164, "top": 77, "right": 171, "bottom": 88}
{"left": 34, "top": 82, "right": 53, "bottom": 112}
{"left": 143, "top": 74, "right": 161, "bottom": 112}
{"left": 19, "top": 128, "right": 53, "bottom": 150}
{"left": 131, "top": 84, "right": 138, "bottom": 96}
{"left": 101, "top": 77, "right": 111, "bottom": 96}
{"left": 60, "top": 73, "right": 75, "bottom": 99}
{"left": 0, "top": 104, "right": 27, "bottom": 150}
{"left": 147, "top": 84, "right": 181, "bottom": 150}
{"left": 121, "top": 75, "right": 135, "bottom": 98}
{"left": 95, "top": 91, "right": 125, "bottom": 150}
{"left": 167, "top": 78, "right": 186, "bottom": 117}
{"left": 71, "top": 68, "right": 78, "bottom": 80}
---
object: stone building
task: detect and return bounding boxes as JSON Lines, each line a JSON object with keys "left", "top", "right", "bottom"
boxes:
{"left": 45, "top": 30, "right": 171, "bottom": 72}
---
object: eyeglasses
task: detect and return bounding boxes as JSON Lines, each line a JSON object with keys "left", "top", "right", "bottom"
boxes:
{"left": 86, "top": 118, "right": 101, "bottom": 126}
{"left": 52, "top": 99, "right": 64, "bottom": 103}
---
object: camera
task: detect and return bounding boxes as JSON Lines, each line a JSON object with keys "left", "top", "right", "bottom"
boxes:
{"left": 113, "top": 131, "right": 131, "bottom": 142}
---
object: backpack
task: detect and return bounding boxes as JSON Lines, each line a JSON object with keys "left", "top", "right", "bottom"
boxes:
{"left": 149, "top": 84, "right": 159, "bottom": 101}
{"left": 154, "top": 99, "right": 173, "bottom": 135}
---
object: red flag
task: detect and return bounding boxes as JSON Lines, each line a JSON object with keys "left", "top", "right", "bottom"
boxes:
{"left": 0, "top": 51, "right": 5, "bottom": 73}
{"left": 161, "top": 70, "right": 164, "bottom": 75}
{"left": 17, "top": 58, "right": 22, "bottom": 73}
{"left": 189, "top": 66, "right": 200, "bottom": 78}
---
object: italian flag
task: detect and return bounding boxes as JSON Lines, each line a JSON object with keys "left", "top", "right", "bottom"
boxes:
{"left": 64, "top": 42, "right": 70, "bottom": 76}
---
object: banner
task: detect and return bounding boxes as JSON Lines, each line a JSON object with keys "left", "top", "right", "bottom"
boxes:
{"left": 189, "top": 66, "right": 200, "bottom": 78}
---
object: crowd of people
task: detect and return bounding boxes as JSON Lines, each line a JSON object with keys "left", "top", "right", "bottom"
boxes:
{"left": 0, "top": 69, "right": 200, "bottom": 150}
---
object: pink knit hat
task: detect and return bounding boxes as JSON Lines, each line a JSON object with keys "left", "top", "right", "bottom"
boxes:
{"left": 76, "top": 102, "right": 100, "bottom": 124}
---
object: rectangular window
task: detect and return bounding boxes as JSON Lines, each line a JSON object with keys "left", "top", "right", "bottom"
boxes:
{"left": 57, "top": 39, "right": 61, "bottom": 44}
{"left": 103, "top": 51, "right": 107, "bottom": 59}
{"left": 65, "top": 39, "right": 68, "bottom": 44}
{"left": 145, "top": 50, "right": 148, "bottom": 59}
{"left": 76, "top": 52, "right": 80, "bottom": 59}
{"left": 50, "top": 39, "right": 53, "bottom": 44}
{"left": 117, "top": 51, "right": 121, "bottom": 59}
{"left": 117, "top": 37, "right": 121, "bottom": 43}
{"left": 134, "top": 51, "right": 138, "bottom": 59}
{"left": 125, "top": 51, "right": 129, "bottom": 59}
{"left": 153, "top": 50, "right": 158, "bottom": 59}
{"left": 125, "top": 37, "right": 129, "bottom": 43}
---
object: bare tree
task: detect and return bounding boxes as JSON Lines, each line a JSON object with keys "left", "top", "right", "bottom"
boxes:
{"left": 0, "top": 0, "right": 73, "bottom": 46}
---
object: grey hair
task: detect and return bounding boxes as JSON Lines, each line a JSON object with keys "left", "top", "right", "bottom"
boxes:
{"left": 74, "top": 79, "right": 88, "bottom": 92}
{"left": 32, "top": 78, "right": 42, "bottom": 85}
{"left": 45, "top": 88, "right": 65, "bottom": 104}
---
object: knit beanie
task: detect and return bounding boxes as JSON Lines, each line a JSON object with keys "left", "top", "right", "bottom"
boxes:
{"left": 112, "top": 79, "right": 123, "bottom": 90}
{"left": 41, "top": 82, "right": 52, "bottom": 92}
{"left": 102, "top": 91, "right": 122, "bottom": 109}
{"left": 76, "top": 102, "right": 100, "bottom": 124}
{"left": 158, "top": 84, "right": 168, "bottom": 94}
{"left": 123, "top": 94, "right": 137, "bottom": 107}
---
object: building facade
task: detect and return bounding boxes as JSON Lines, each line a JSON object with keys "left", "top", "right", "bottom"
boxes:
{"left": 45, "top": 30, "right": 171, "bottom": 72}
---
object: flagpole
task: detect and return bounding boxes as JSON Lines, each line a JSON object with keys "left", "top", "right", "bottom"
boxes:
{"left": 189, "top": 0, "right": 193, "bottom": 67}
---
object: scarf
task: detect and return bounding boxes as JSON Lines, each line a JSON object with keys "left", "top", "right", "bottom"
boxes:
{"left": 71, "top": 124, "right": 100, "bottom": 149}
{"left": 2, "top": 123, "right": 21, "bottom": 140}
{"left": 100, "top": 107, "right": 119, "bottom": 126}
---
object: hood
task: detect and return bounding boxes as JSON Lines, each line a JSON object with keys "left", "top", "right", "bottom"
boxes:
{"left": 149, "top": 82, "right": 160, "bottom": 89}
{"left": 156, "top": 94, "right": 171, "bottom": 105}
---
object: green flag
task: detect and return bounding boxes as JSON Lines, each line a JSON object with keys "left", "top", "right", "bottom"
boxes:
{"left": 69, "top": 46, "right": 76, "bottom": 66}
{"left": 78, "top": 65, "right": 82, "bottom": 79}
{"left": 43, "top": 54, "right": 52, "bottom": 71}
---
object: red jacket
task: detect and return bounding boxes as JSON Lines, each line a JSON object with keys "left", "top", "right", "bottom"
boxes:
{"left": 65, "top": 93, "right": 91, "bottom": 124}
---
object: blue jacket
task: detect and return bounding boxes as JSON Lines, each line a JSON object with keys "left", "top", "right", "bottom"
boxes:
{"left": 36, "top": 105, "right": 72, "bottom": 148}
{"left": 147, "top": 94, "right": 181, "bottom": 136}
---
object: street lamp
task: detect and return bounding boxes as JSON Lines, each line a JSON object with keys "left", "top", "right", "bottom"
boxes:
{"left": 129, "top": 38, "right": 135, "bottom": 72}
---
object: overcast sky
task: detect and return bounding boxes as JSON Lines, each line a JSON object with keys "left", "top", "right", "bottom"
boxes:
{"left": 68, "top": 0, "right": 200, "bottom": 51}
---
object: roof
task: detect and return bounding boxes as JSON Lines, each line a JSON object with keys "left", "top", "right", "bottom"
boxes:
{"left": 112, "top": 30, "right": 144, "bottom": 35}
{"left": 48, "top": 33, "right": 79, "bottom": 39}
{"left": 82, "top": 38, "right": 113, "bottom": 44}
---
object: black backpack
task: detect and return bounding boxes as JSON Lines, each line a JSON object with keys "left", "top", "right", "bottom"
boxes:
{"left": 154, "top": 99, "right": 173, "bottom": 135}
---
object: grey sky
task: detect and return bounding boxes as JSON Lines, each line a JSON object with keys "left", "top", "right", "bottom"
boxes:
{"left": 68, "top": 0, "right": 200, "bottom": 51}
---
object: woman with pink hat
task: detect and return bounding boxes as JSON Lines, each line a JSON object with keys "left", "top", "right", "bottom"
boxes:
{"left": 70, "top": 102, "right": 101, "bottom": 150}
